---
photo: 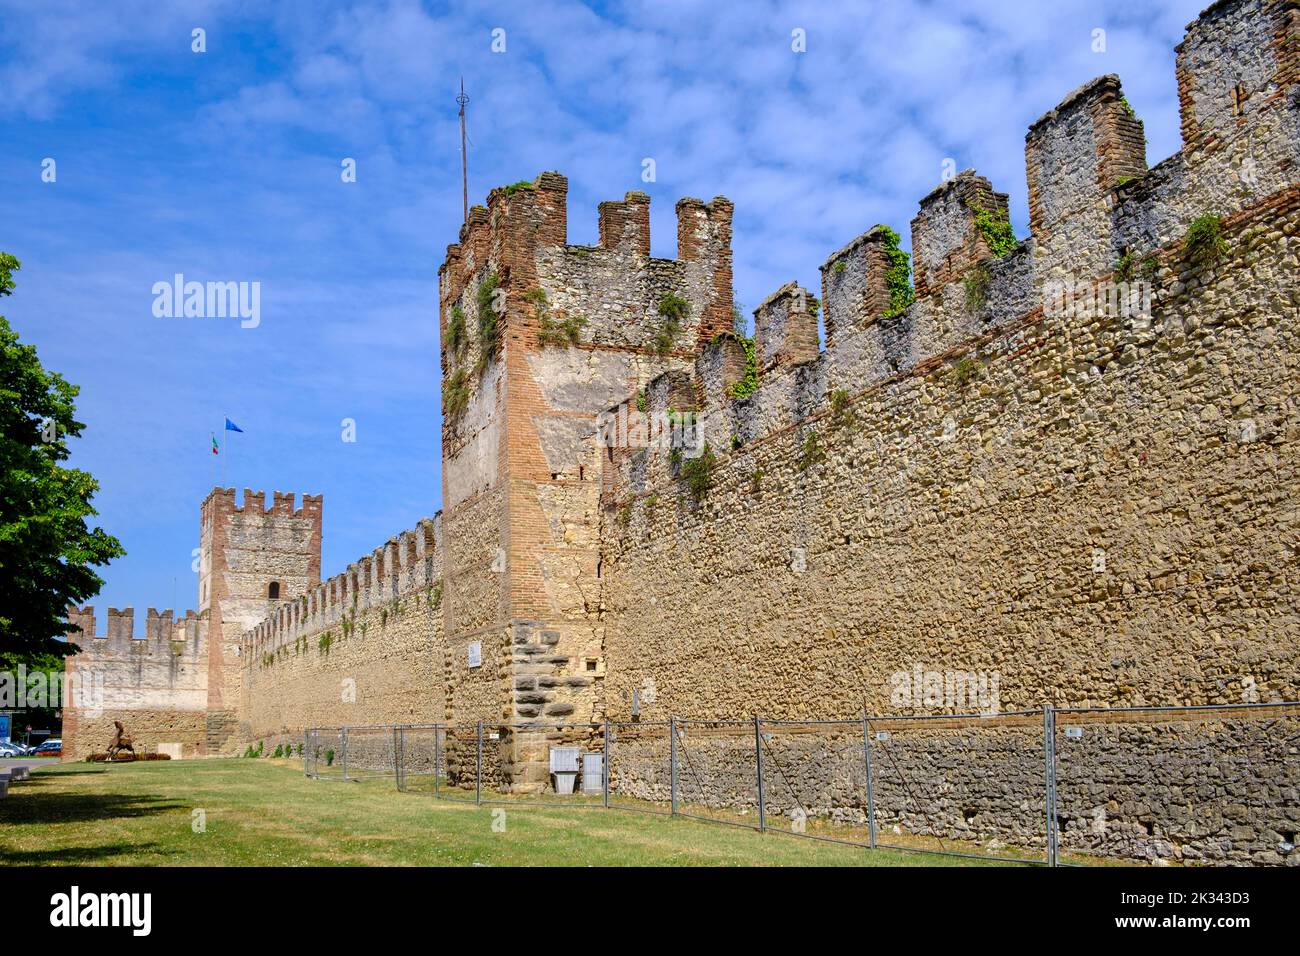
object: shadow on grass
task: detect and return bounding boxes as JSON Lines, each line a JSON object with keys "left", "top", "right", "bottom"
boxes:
{"left": 0, "top": 841, "right": 182, "bottom": 866}
{"left": 0, "top": 791, "right": 186, "bottom": 826}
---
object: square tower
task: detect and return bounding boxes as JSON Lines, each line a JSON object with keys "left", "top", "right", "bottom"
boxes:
{"left": 198, "top": 488, "right": 322, "bottom": 752}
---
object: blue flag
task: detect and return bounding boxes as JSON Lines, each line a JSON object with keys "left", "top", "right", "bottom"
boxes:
{"left": 225, "top": 418, "right": 244, "bottom": 433}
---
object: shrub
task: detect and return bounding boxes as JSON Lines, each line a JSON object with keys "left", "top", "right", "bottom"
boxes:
{"left": 718, "top": 332, "right": 758, "bottom": 399}
{"left": 970, "top": 206, "right": 1018, "bottom": 258}
{"left": 680, "top": 444, "right": 717, "bottom": 501}
{"left": 325, "top": 749, "right": 335, "bottom": 766}
{"left": 654, "top": 294, "right": 690, "bottom": 355}
{"left": 951, "top": 356, "right": 983, "bottom": 386}
{"left": 476, "top": 271, "right": 502, "bottom": 373}
{"left": 1184, "top": 214, "right": 1228, "bottom": 264}
{"left": 443, "top": 368, "right": 469, "bottom": 422}
{"left": 799, "top": 431, "right": 824, "bottom": 471}
{"left": 501, "top": 180, "right": 534, "bottom": 195}
{"left": 830, "top": 389, "right": 857, "bottom": 428}
{"left": 445, "top": 305, "right": 467, "bottom": 358}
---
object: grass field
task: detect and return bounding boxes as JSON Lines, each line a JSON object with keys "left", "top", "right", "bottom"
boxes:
{"left": 0, "top": 759, "right": 1013, "bottom": 866}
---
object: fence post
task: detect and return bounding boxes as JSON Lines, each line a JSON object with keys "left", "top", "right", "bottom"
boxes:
{"left": 393, "top": 726, "right": 402, "bottom": 790}
{"left": 434, "top": 725, "right": 441, "bottom": 798}
{"left": 603, "top": 719, "right": 610, "bottom": 809}
{"left": 1044, "top": 704, "right": 1058, "bottom": 867}
{"left": 341, "top": 727, "right": 349, "bottom": 781}
{"left": 669, "top": 716, "right": 678, "bottom": 816}
{"left": 754, "top": 716, "right": 766, "bottom": 832}
{"left": 476, "top": 721, "right": 483, "bottom": 806}
{"left": 862, "top": 714, "right": 877, "bottom": 849}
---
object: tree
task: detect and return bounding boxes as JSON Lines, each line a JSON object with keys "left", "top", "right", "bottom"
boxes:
{"left": 0, "top": 252, "right": 124, "bottom": 656}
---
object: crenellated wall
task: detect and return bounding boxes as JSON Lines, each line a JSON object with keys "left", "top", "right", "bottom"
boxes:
{"left": 596, "top": 0, "right": 1300, "bottom": 722}
{"left": 61, "top": 606, "right": 208, "bottom": 760}
{"left": 238, "top": 515, "right": 445, "bottom": 742}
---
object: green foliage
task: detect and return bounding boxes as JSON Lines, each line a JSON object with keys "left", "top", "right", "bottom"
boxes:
{"left": 634, "top": 391, "right": 647, "bottom": 414}
{"left": 296, "top": 743, "right": 303, "bottom": 756}
{"left": 1114, "top": 251, "right": 1134, "bottom": 283}
{"left": 443, "top": 367, "right": 469, "bottom": 423}
{"left": 445, "top": 305, "right": 467, "bottom": 359}
{"left": 803, "top": 295, "right": 820, "bottom": 318}
{"left": 1139, "top": 253, "right": 1161, "bottom": 284}
{"left": 717, "top": 332, "right": 759, "bottom": 400}
{"left": 616, "top": 502, "right": 632, "bottom": 527}
{"left": 731, "top": 299, "right": 747, "bottom": 335}
{"left": 971, "top": 207, "right": 1018, "bottom": 259}
{"left": 0, "top": 252, "right": 124, "bottom": 655}
{"left": 654, "top": 294, "right": 689, "bottom": 356}
{"left": 750, "top": 468, "right": 763, "bottom": 496}
{"left": 1184, "top": 214, "right": 1228, "bottom": 264}
{"left": 318, "top": 631, "right": 333, "bottom": 656}
{"left": 1119, "top": 96, "right": 1136, "bottom": 120}
{"left": 273, "top": 744, "right": 284, "bottom": 758}
{"left": 538, "top": 312, "right": 587, "bottom": 347}
{"left": 679, "top": 444, "right": 717, "bottom": 501}
{"left": 878, "top": 226, "right": 915, "bottom": 319}
{"left": 950, "top": 356, "right": 983, "bottom": 387}
{"left": 501, "top": 180, "right": 535, "bottom": 195}
{"left": 325, "top": 749, "right": 335, "bottom": 766}
{"left": 963, "top": 264, "right": 991, "bottom": 313}
{"left": 799, "top": 431, "right": 825, "bottom": 471}
{"left": 830, "top": 389, "right": 857, "bottom": 428}
{"left": 833, "top": 260, "right": 847, "bottom": 274}
{"left": 475, "top": 271, "right": 502, "bottom": 374}
{"left": 428, "top": 579, "right": 444, "bottom": 609}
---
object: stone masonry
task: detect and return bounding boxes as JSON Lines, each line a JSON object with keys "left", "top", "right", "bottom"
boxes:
{"left": 58, "top": 0, "right": 1300, "bottom": 860}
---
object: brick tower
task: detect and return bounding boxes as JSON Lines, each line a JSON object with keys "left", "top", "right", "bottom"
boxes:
{"left": 198, "top": 488, "right": 322, "bottom": 752}
{"left": 437, "top": 172, "right": 733, "bottom": 790}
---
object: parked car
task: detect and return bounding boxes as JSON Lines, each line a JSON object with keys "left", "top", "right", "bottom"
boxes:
{"left": 32, "top": 739, "right": 61, "bottom": 757}
{"left": 0, "top": 741, "right": 30, "bottom": 757}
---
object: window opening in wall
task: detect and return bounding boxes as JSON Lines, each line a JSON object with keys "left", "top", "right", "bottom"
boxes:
{"left": 268, "top": 581, "right": 280, "bottom": 599}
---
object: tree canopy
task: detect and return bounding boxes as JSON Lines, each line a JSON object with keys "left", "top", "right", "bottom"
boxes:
{"left": 0, "top": 252, "right": 124, "bottom": 656}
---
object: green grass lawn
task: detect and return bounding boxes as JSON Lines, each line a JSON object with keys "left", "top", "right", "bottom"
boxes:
{"left": 0, "top": 759, "right": 1014, "bottom": 867}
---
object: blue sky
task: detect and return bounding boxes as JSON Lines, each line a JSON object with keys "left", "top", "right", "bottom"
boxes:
{"left": 0, "top": 0, "right": 1207, "bottom": 627}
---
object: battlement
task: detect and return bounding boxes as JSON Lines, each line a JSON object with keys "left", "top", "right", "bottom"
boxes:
{"left": 597, "top": 0, "right": 1298, "bottom": 508}
{"left": 240, "top": 513, "right": 443, "bottom": 658}
{"left": 65, "top": 605, "right": 204, "bottom": 658}
{"left": 200, "top": 486, "right": 323, "bottom": 520}
{"left": 437, "top": 170, "right": 735, "bottom": 399}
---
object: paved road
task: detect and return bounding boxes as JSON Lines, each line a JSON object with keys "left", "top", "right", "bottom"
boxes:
{"left": 0, "top": 757, "right": 49, "bottom": 771}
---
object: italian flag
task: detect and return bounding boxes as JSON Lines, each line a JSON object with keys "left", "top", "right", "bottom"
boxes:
{"left": 211, "top": 433, "right": 219, "bottom": 456}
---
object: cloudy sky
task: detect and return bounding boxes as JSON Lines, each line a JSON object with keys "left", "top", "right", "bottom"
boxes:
{"left": 0, "top": 0, "right": 1208, "bottom": 624}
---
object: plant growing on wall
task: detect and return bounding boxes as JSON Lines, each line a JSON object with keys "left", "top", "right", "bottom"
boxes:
{"left": 970, "top": 204, "right": 1018, "bottom": 259}
{"left": 723, "top": 332, "right": 759, "bottom": 399}
{"left": 445, "top": 305, "right": 467, "bottom": 359}
{"left": 950, "top": 356, "right": 983, "bottom": 386}
{"left": 654, "top": 294, "right": 689, "bottom": 355}
{"left": 501, "top": 180, "right": 534, "bottom": 195}
{"left": 532, "top": 285, "right": 587, "bottom": 347}
{"left": 879, "top": 226, "right": 916, "bottom": 319}
{"left": 1184, "top": 214, "right": 1228, "bottom": 263}
{"left": 476, "top": 271, "right": 502, "bottom": 374}
{"left": 830, "top": 388, "right": 857, "bottom": 428}
{"left": 443, "top": 368, "right": 469, "bottom": 423}
{"left": 318, "top": 631, "right": 333, "bottom": 656}
{"left": 964, "top": 264, "right": 991, "bottom": 313}
{"left": 679, "top": 443, "right": 717, "bottom": 501}
{"left": 799, "top": 430, "right": 824, "bottom": 471}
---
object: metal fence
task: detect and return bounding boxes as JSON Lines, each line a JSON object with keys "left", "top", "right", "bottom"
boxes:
{"left": 301, "top": 701, "right": 1299, "bottom": 866}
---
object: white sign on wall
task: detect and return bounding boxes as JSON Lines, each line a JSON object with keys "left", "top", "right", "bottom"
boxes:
{"left": 467, "top": 641, "right": 482, "bottom": 669}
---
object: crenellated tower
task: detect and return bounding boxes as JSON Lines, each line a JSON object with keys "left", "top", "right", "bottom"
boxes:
{"left": 436, "top": 173, "right": 734, "bottom": 790}
{"left": 198, "top": 488, "right": 323, "bottom": 752}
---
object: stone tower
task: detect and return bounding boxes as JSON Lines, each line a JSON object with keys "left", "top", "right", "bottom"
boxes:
{"left": 198, "top": 488, "right": 322, "bottom": 752}
{"left": 437, "top": 173, "right": 734, "bottom": 790}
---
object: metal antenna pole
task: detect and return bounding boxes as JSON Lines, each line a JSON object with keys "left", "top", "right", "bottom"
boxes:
{"left": 457, "top": 78, "right": 469, "bottom": 226}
